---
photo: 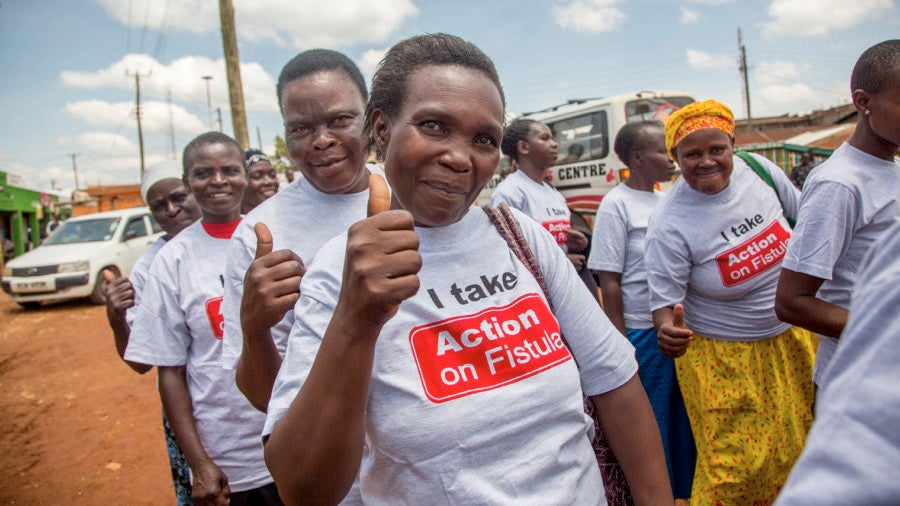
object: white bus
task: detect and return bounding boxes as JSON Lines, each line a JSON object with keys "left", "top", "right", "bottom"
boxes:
{"left": 480, "top": 90, "right": 695, "bottom": 229}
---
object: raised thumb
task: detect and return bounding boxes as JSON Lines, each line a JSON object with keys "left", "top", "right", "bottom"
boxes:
{"left": 254, "top": 222, "right": 274, "bottom": 259}
{"left": 367, "top": 173, "right": 391, "bottom": 217}
{"left": 102, "top": 269, "right": 117, "bottom": 283}
{"left": 672, "top": 303, "right": 685, "bottom": 328}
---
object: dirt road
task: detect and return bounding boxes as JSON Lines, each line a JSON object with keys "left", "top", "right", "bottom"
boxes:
{"left": 0, "top": 295, "right": 172, "bottom": 504}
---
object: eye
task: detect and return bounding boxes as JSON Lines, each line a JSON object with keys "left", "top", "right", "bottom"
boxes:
{"left": 419, "top": 120, "right": 446, "bottom": 134}
{"left": 171, "top": 193, "right": 188, "bottom": 205}
{"left": 475, "top": 134, "right": 498, "bottom": 147}
{"left": 332, "top": 114, "right": 354, "bottom": 128}
{"left": 288, "top": 124, "right": 311, "bottom": 136}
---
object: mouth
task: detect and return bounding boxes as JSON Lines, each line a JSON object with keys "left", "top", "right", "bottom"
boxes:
{"left": 261, "top": 189, "right": 277, "bottom": 198}
{"left": 423, "top": 180, "right": 467, "bottom": 197}
{"left": 693, "top": 167, "right": 723, "bottom": 178}
{"left": 207, "top": 191, "right": 233, "bottom": 200}
{"left": 310, "top": 157, "right": 347, "bottom": 171}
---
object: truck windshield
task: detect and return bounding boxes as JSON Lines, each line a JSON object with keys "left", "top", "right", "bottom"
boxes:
{"left": 44, "top": 218, "right": 121, "bottom": 245}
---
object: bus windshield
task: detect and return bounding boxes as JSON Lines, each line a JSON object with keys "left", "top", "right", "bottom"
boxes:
{"left": 626, "top": 96, "right": 695, "bottom": 124}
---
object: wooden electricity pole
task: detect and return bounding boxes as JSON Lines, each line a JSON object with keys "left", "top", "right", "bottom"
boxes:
{"left": 738, "top": 28, "right": 752, "bottom": 128}
{"left": 218, "top": 0, "right": 250, "bottom": 148}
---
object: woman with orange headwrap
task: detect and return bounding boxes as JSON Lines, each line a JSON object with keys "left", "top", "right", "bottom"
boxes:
{"left": 644, "top": 99, "right": 817, "bottom": 504}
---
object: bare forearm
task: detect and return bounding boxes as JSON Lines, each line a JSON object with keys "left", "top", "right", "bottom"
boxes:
{"left": 235, "top": 328, "right": 283, "bottom": 412}
{"left": 592, "top": 375, "right": 673, "bottom": 505}
{"left": 775, "top": 269, "right": 848, "bottom": 338}
{"left": 266, "top": 317, "right": 378, "bottom": 505}
{"left": 158, "top": 366, "right": 215, "bottom": 471}
{"left": 598, "top": 275, "right": 627, "bottom": 336}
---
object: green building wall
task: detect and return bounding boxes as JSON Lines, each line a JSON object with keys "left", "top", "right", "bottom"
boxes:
{"left": 0, "top": 171, "right": 57, "bottom": 257}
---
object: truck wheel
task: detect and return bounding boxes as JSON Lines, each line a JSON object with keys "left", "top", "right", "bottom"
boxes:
{"left": 89, "top": 267, "right": 119, "bottom": 305}
{"left": 17, "top": 301, "right": 41, "bottom": 310}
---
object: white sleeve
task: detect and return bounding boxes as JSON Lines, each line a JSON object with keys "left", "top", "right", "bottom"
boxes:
{"left": 782, "top": 180, "right": 856, "bottom": 279}
{"left": 221, "top": 221, "right": 255, "bottom": 369}
{"left": 125, "top": 253, "right": 190, "bottom": 366}
{"left": 644, "top": 223, "right": 691, "bottom": 312}
{"left": 587, "top": 204, "right": 627, "bottom": 273}
{"left": 518, "top": 210, "right": 637, "bottom": 396}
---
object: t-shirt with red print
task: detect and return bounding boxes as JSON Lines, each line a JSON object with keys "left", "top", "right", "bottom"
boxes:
{"left": 491, "top": 169, "right": 572, "bottom": 249}
{"left": 645, "top": 153, "right": 799, "bottom": 342}
{"left": 126, "top": 220, "right": 273, "bottom": 493}
{"left": 264, "top": 206, "right": 637, "bottom": 504}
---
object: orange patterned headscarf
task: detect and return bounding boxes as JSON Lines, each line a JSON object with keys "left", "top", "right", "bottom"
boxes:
{"left": 665, "top": 99, "right": 735, "bottom": 159}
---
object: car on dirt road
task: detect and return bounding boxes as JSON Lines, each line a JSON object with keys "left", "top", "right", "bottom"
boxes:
{"left": 1, "top": 207, "right": 163, "bottom": 309}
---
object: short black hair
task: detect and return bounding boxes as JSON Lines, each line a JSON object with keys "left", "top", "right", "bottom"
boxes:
{"left": 182, "top": 132, "right": 244, "bottom": 178}
{"left": 850, "top": 39, "right": 900, "bottom": 94}
{"left": 614, "top": 120, "right": 664, "bottom": 165}
{"left": 501, "top": 118, "right": 538, "bottom": 161}
{"left": 367, "top": 33, "right": 506, "bottom": 158}
{"left": 276, "top": 49, "right": 367, "bottom": 110}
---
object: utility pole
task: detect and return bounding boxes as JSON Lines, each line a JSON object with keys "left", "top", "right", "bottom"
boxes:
{"left": 256, "top": 126, "right": 263, "bottom": 150}
{"left": 67, "top": 153, "right": 80, "bottom": 190}
{"left": 738, "top": 28, "right": 752, "bottom": 128}
{"left": 218, "top": 0, "right": 250, "bottom": 148}
{"left": 127, "top": 69, "right": 149, "bottom": 174}
{"left": 202, "top": 75, "right": 214, "bottom": 130}
{"left": 217, "top": 107, "right": 223, "bottom": 132}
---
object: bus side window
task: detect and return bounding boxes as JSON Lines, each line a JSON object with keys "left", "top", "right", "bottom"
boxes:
{"left": 551, "top": 111, "right": 608, "bottom": 164}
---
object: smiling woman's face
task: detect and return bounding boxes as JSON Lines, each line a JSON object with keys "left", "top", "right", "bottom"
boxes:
{"left": 674, "top": 127, "right": 734, "bottom": 195}
{"left": 372, "top": 64, "right": 504, "bottom": 228}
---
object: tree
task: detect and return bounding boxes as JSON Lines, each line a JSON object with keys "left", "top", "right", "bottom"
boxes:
{"left": 272, "top": 135, "right": 295, "bottom": 174}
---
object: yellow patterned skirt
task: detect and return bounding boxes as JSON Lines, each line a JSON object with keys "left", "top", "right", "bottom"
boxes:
{"left": 676, "top": 326, "right": 817, "bottom": 505}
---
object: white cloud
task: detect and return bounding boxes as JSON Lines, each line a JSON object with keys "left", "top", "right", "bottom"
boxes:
{"left": 358, "top": 48, "right": 390, "bottom": 82}
{"left": 552, "top": 0, "right": 626, "bottom": 33}
{"left": 686, "top": 49, "right": 734, "bottom": 70}
{"left": 95, "top": 0, "right": 417, "bottom": 48}
{"left": 60, "top": 54, "right": 278, "bottom": 113}
{"left": 64, "top": 99, "right": 206, "bottom": 138}
{"left": 686, "top": 0, "right": 734, "bottom": 4}
{"left": 761, "top": 0, "right": 894, "bottom": 37}
{"left": 680, "top": 6, "right": 700, "bottom": 23}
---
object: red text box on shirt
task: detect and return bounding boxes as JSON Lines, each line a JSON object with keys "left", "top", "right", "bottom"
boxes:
{"left": 205, "top": 296, "right": 225, "bottom": 339}
{"left": 542, "top": 220, "right": 569, "bottom": 247}
{"left": 409, "top": 293, "right": 571, "bottom": 403}
{"left": 716, "top": 221, "right": 790, "bottom": 287}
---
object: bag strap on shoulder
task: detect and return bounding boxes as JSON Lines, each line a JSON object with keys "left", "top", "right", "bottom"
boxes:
{"left": 735, "top": 150, "right": 796, "bottom": 228}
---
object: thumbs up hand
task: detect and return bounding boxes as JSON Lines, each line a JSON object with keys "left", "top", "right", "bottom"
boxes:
{"left": 367, "top": 173, "right": 392, "bottom": 217}
{"left": 240, "top": 222, "right": 305, "bottom": 338}
{"left": 655, "top": 303, "right": 694, "bottom": 358}
{"left": 103, "top": 269, "right": 135, "bottom": 313}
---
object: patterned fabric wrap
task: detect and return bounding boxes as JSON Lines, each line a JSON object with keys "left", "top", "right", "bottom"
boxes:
{"left": 665, "top": 99, "right": 735, "bottom": 159}
{"left": 483, "top": 203, "right": 634, "bottom": 506}
{"left": 163, "top": 411, "right": 194, "bottom": 505}
{"left": 675, "top": 326, "right": 817, "bottom": 505}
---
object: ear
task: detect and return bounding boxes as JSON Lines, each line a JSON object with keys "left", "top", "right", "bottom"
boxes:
{"left": 851, "top": 89, "right": 871, "bottom": 115}
{"left": 371, "top": 109, "right": 391, "bottom": 153}
{"left": 517, "top": 138, "right": 531, "bottom": 156}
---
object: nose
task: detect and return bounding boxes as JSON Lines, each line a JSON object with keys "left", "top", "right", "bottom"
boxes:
{"left": 209, "top": 169, "right": 227, "bottom": 185}
{"left": 438, "top": 141, "right": 473, "bottom": 173}
{"left": 312, "top": 128, "right": 337, "bottom": 150}
{"left": 164, "top": 199, "right": 179, "bottom": 216}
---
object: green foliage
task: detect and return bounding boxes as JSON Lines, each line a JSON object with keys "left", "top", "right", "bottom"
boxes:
{"left": 272, "top": 135, "right": 295, "bottom": 173}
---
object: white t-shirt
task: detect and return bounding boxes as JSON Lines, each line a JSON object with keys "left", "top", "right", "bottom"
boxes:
{"left": 491, "top": 169, "right": 571, "bottom": 249}
{"left": 589, "top": 184, "right": 664, "bottom": 329}
{"left": 125, "top": 221, "right": 272, "bottom": 493}
{"left": 265, "top": 206, "right": 637, "bottom": 504}
{"left": 221, "top": 165, "right": 383, "bottom": 369}
{"left": 645, "top": 153, "right": 799, "bottom": 341}
{"left": 774, "top": 222, "right": 900, "bottom": 505}
{"left": 781, "top": 143, "right": 900, "bottom": 385}
{"left": 125, "top": 236, "right": 166, "bottom": 327}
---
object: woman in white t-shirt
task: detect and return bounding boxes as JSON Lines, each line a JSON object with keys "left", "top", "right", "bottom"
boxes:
{"left": 590, "top": 120, "right": 695, "bottom": 500}
{"left": 263, "top": 33, "right": 672, "bottom": 505}
{"left": 126, "top": 133, "right": 281, "bottom": 505}
{"left": 492, "top": 117, "right": 598, "bottom": 301}
{"left": 646, "top": 100, "right": 816, "bottom": 505}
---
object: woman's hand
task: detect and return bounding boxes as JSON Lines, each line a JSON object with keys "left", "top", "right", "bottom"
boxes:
{"left": 337, "top": 210, "right": 421, "bottom": 334}
{"left": 103, "top": 271, "right": 134, "bottom": 313}
{"left": 654, "top": 304, "right": 694, "bottom": 358}
{"left": 190, "top": 459, "right": 230, "bottom": 505}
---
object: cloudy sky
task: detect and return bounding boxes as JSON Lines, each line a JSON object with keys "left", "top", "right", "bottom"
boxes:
{"left": 1, "top": 0, "right": 896, "bottom": 191}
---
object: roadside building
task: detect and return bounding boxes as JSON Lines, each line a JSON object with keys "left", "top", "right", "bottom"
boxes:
{"left": 0, "top": 170, "right": 58, "bottom": 261}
